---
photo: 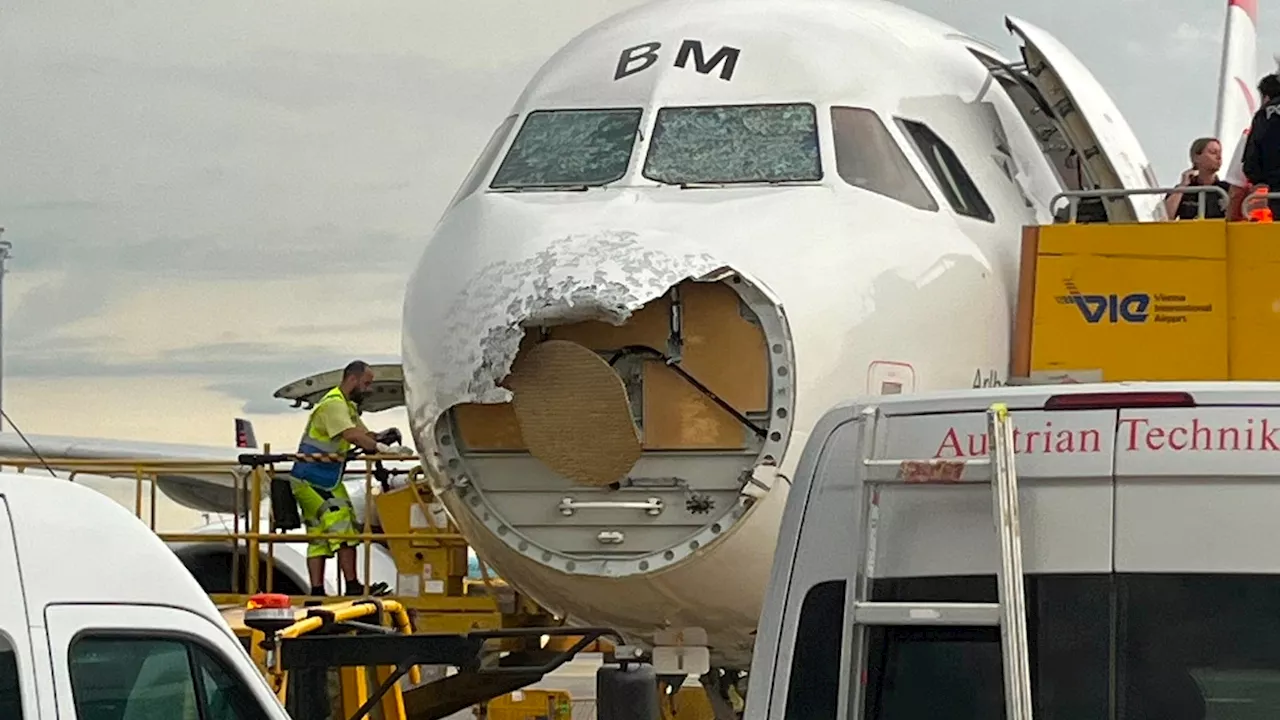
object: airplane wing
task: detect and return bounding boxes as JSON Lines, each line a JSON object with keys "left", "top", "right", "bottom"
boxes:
{"left": 0, "top": 365, "right": 413, "bottom": 515}
{"left": 0, "top": 430, "right": 256, "bottom": 513}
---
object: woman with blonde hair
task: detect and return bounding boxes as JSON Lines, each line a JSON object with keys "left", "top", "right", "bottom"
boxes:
{"left": 1165, "top": 137, "right": 1231, "bottom": 219}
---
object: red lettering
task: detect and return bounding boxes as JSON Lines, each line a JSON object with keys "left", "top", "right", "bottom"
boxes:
{"left": 1054, "top": 431, "right": 1074, "bottom": 452}
{"left": 1079, "top": 429, "right": 1100, "bottom": 453}
{"left": 967, "top": 432, "right": 988, "bottom": 456}
{"left": 1118, "top": 418, "right": 1147, "bottom": 450}
{"left": 937, "top": 416, "right": 1280, "bottom": 458}
{"left": 1192, "top": 419, "right": 1211, "bottom": 449}
{"left": 1025, "top": 430, "right": 1040, "bottom": 454}
{"left": 1219, "top": 427, "right": 1240, "bottom": 450}
{"left": 935, "top": 428, "right": 964, "bottom": 458}
{"left": 1145, "top": 426, "right": 1166, "bottom": 451}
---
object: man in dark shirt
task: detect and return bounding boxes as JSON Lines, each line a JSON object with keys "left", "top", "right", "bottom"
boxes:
{"left": 1241, "top": 73, "right": 1280, "bottom": 216}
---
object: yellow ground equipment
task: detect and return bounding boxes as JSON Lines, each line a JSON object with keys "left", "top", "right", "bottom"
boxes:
{"left": 1015, "top": 188, "right": 1280, "bottom": 384}
{"left": 657, "top": 684, "right": 721, "bottom": 720}
{"left": 0, "top": 452, "right": 599, "bottom": 719}
{"left": 227, "top": 591, "right": 617, "bottom": 720}
{"left": 478, "top": 689, "right": 573, "bottom": 720}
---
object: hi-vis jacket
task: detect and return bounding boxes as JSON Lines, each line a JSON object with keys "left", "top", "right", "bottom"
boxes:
{"left": 289, "top": 386, "right": 358, "bottom": 491}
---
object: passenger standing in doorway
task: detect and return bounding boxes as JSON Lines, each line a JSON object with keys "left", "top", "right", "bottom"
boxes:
{"left": 1164, "top": 138, "right": 1231, "bottom": 219}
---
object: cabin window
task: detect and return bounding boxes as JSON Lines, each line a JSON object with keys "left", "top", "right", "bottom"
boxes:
{"left": 69, "top": 635, "right": 271, "bottom": 720}
{"left": 0, "top": 632, "right": 23, "bottom": 720}
{"left": 447, "top": 114, "right": 518, "bottom": 209}
{"left": 895, "top": 119, "right": 995, "bottom": 223}
{"left": 830, "top": 107, "right": 937, "bottom": 211}
{"left": 784, "top": 580, "right": 845, "bottom": 720}
{"left": 489, "top": 108, "right": 642, "bottom": 189}
{"left": 643, "top": 103, "right": 822, "bottom": 185}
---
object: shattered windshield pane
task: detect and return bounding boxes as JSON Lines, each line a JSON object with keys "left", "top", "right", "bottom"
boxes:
{"left": 643, "top": 103, "right": 822, "bottom": 185}
{"left": 490, "top": 108, "right": 642, "bottom": 189}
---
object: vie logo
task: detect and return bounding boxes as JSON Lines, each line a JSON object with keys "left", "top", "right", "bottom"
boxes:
{"left": 1069, "top": 292, "right": 1151, "bottom": 324}
{"left": 1056, "top": 279, "right": 1150, "bottom": 324}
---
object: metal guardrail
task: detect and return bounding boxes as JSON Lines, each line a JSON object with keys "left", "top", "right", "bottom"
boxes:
{"left": 1050, "top": 186, "right": 1231, "bottom": 223}
{"left": 0, "top": 451, "right": 492, "bottom": 604}
{"left": 1242, "top": 189, "right": 1280, "bottom": 218}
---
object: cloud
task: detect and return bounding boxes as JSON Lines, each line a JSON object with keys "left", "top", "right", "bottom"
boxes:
{"left": 5, "top": 0, "right": 1280, "bottom": 441}
{"left": 8, "top": 336, "right": 400, "bottom": 414}
{"left": 1171, "top": 21, "right": 1214, "bottom": 44}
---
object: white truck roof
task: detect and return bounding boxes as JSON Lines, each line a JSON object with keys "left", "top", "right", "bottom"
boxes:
{"left": 781, "top": 380, "right": 1280, "bottom": 578}
{"left": 0, "top": 471, "right": 230, "bottom": 626}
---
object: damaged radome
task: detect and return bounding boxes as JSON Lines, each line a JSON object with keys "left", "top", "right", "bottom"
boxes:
{"left": 407, "top": 231, "right": 729, "bottom": 438}
{"left": 408, "top": 232, "right": 796, "bottom": 578}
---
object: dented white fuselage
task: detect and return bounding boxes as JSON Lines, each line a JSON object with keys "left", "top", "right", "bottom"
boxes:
{"left": 401, "top": 0, "right": 1161, "bottom": 670}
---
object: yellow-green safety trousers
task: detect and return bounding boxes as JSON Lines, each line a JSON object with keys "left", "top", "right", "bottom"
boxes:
{"left": 290, "top": 477, "right": 360, "bottom": 559}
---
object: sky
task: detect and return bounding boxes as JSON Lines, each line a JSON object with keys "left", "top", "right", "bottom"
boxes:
{"left": 2, "top": 0, "right": 1277, "bottom": 520}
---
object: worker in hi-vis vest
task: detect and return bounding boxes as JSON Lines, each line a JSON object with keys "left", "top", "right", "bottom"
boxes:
{"left": 290, "top": 360, "right": 401, "bottom": 597}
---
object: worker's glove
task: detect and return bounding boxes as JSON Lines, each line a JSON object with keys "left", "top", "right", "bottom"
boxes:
{"left": 375, "top": 442, "right": 414, "bottom": 457}
{"left": 376, "top": 428, "right": 402, "bottom": 446}
{"left": 383, "top": 473, "right": 410, "bottom": 490}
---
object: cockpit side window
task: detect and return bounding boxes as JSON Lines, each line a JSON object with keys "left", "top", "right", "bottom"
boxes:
{"left": 643, "top": 103, "right": 822, "bottom": 185}
{"left": 830, "top": 107, "right": 938, "bottom": 212}
{"left": 489, "top": 108, "right": 642, "bottom": 190}
{"left": 446, "top": 114, "right": 517, "bottom": 209}
{"left": 895, "top": 118, "right": 996, "bottom": 223}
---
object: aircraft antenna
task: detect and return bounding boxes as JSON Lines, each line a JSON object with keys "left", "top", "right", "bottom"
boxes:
{"left": 0, "top": 229, "right": 9, "bottom": 431}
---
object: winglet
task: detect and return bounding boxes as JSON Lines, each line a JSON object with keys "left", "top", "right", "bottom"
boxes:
{"left": 235, "top": 418, "right": 258, "bottom": 449}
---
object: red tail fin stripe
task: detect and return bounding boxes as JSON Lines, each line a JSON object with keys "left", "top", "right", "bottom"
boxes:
{"left": 1237, "top": 77, "right": 1260, "bottom": 114}
{"left": 1230, "top": 0, "right": 1258, "bottom": 25}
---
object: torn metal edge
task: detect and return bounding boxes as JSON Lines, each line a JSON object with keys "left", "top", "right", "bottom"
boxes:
{"left": 402, "top": 227, "right": 799, "bottom": 578}
{"left": 402, "top": 230, "right": 729, "bottom": 468}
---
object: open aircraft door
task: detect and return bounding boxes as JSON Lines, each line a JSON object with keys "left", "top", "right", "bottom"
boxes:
{"left": 273, "top": 362, "right": 407, "bottom": 413}
{"left": 1006, "top": 16, "right": 1164, "bottom": 223}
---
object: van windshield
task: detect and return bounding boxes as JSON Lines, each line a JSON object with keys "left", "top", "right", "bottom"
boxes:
{"left": 643, "top": 103, "right": 822, "bottom": 185}
{"left": 857, "top": 574, "right": 1280, "bottom": 719}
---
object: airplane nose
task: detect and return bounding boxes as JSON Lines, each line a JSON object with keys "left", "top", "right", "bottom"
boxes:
{"left": 402, "top": 231, "right": 797, "bottom": 579}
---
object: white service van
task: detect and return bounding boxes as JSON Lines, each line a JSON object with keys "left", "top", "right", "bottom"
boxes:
{"left": 747, "top": 382, "right": 1280, "bottom": 720}
{"left": 0, "top": 471, "right": 288, "bottom": 719}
